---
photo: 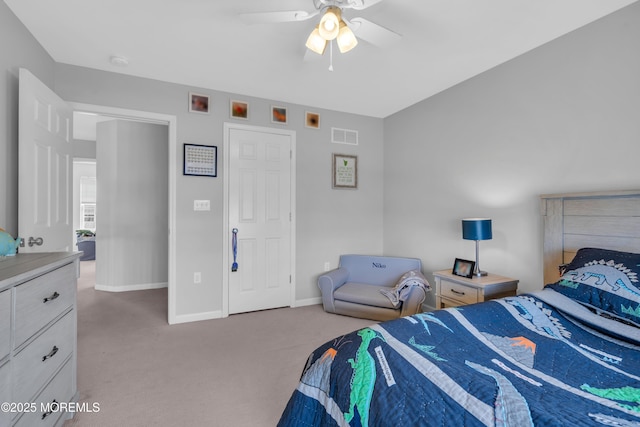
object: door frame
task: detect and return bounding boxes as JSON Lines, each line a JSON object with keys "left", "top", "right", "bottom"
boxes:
{"left": 70, "top": 102, "right": 178, "bottom": 324}
{"left": 222, "top": 122, "right": 297, "bottom": 317}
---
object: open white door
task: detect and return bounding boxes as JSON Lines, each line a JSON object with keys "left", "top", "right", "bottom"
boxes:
{"left": 18, "top": 68, "right": 73, "bottom": 252}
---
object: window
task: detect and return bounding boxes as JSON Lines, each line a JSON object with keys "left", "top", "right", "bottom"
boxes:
{"left": 80, "top": 177, "right": 97, "bottom": 231}
{"left": 81, "top": 204, "right": 96, "bottom": 230}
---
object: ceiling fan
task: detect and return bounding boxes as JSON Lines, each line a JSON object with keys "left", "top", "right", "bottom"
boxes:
{"left": 240, "top": 0, "right": 401, "bottom": 56}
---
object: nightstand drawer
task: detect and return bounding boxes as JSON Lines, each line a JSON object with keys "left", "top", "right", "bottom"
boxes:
{"left": 440, "top": 280, "right": 478, "bottom": 305}
{"left": 440, "top": 297, "right": 466, "bottom": 308}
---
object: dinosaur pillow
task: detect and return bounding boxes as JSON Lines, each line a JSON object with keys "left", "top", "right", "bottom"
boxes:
{"left": 545, "top": 247, "right": 640, "bottom": 327}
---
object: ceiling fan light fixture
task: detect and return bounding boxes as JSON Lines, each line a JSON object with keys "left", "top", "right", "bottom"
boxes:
{"left": 305, "top": 26, "right": 327, "bottom": 55}
{"left": 336, "top": 21, "right": 358, "bottom": 53}
{"left": 318, "top": 7, "right": 341, "bottom": 40}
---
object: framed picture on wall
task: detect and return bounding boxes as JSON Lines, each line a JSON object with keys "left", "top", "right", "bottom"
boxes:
{"left": 230, "top": 100, "right": 249, "bottom": 120}
{"left": 271, "top": 105, "right": 287, "bottom": 124}
{"left": 183, "top": 143, "right": 217, "bottom": 177}
{"left": 305, "top": 111, "right": 320, "bottom": 129}
{"left": 189, "top": 92, "right": 210, "bottom": 114}
{"left": 332, "top": 153, "right": 357, "bottom": 189}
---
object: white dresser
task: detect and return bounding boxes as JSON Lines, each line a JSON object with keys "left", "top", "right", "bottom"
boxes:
{"left": 0, "top": 252, "right": 80, "bottom": 427}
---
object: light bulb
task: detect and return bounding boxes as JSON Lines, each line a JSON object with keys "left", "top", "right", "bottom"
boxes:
{"left": 318, "top": 7, "right": 341, "bottom": 40}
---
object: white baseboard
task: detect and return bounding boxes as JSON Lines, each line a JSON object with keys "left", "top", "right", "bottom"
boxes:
{"left": 170, "top": 310, "right": 223, "bottom": 325}
{"left": 95, "top": 282, "right": 168, "bottom": 292}
{"left": 167, "top": 298, "right": 323, "bottom": 325}
{"left": 293, "top": 297, "right": 322, "bottom": 307}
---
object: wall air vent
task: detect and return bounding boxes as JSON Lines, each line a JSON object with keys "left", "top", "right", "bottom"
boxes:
{"left": 331, "top": 127, "right": 358, "bottom": 145}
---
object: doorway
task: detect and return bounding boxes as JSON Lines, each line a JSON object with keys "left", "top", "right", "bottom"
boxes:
{"left": 72, "top": 158, "right": 96, "bottom": 261}
{"left": 70, "top": 102, "right": 178, "bottom": 324}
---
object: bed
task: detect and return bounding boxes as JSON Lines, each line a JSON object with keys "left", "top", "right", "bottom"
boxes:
{"left": 278, "top": 190, "right": 640, "bottom": 426}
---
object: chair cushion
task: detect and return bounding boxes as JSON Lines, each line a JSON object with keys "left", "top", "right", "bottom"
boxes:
{"left": 333, "top": 282, "right": 397, "bottom": 309}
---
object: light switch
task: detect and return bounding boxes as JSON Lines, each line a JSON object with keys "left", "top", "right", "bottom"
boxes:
{"left": 194, "top": 200, "right": 210, "bottom": 211}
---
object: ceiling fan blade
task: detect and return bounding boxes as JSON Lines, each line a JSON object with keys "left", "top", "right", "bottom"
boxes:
{"left": 349, "top": 0, "right": 384, "bottom": 11}
{"left": 239, "top": 10, "right": 318, "bottom": 24}
{"left": 349, "top": 17, "right": 401, "bottom": 48}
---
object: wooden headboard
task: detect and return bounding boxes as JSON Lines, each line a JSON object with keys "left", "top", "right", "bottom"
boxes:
{"left": 541, "top": 190, "right": 640, "bottom": 285}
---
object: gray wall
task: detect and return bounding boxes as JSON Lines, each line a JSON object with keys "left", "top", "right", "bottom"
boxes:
{"left": 53, "top": 64, "right": 384, "bottom": 318}
{"left": 1, "top": 0, "right": 383, "bottom": 320}
{"left": 3, "top": 0, "right": 639, "bottom": 319}
{"left": 0, "top": 1, "right": 55, "bottom": 236}
{"left": 383, "top": 2, "right": 640, "bottom": 308}
{"left": 95, "top": 120, "right": 169, "bottom": 291}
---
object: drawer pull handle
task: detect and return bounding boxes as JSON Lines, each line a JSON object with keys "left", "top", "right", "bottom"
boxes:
{"left": 43, "top": 291, "right": 60, "bottom": 303}
{"left": 451, "top": 289, "right": 466, "bottom": 296}
{"left": 43, "top": 346, "right": 59, "bottom": 362}
{"left": 42, "top": 400, "right": 58, "bottom": 420}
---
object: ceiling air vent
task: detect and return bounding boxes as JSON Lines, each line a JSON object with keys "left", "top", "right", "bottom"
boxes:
{"left": 331, "top": 127, "right": 358, "bottom": 145}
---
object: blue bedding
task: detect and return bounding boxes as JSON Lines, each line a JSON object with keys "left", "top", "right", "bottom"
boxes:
{"left": 278, "top": 290, "right": 640, "bottom": 426}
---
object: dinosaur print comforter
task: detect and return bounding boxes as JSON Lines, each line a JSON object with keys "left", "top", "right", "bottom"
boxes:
{"left": 278, "top": 289, "right": 640, "bottom": 426}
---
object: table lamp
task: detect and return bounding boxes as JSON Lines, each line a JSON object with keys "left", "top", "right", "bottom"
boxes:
{"left": 462, "top": 218, "right": 492, "bottom": 277}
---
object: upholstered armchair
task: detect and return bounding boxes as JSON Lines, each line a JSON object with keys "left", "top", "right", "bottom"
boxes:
{"left": 318, "top": 255, "right": 430, "bottom": 321}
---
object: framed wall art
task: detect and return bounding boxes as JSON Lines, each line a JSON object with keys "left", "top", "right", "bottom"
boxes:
{"left": 184, "top": 143, "right": 217, "bottom": 177}
{"left": 305, "top": 111, "right": 320, "bottom": 129}
{"left": 332, "top": 153, "right": 357, "bottom": 189}
{"left": 230, "top": 100, "right": 249, "bottom": 120}
{"left": 271, "top": 105, "right": 287, "bottom": 124}
{"left": 189, "top": 92, "right": 210, "bottom": 114}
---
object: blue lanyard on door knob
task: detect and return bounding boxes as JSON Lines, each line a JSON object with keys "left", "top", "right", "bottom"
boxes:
{"left": 231, "top": 228, "right": 239, "bottom": 272}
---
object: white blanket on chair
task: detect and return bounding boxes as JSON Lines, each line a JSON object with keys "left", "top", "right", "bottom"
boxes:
{"left": 380, "top": 269, "right": 431, "bottom": 308}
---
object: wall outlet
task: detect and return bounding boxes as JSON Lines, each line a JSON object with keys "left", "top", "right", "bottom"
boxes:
{"left": 193, "top": 272, "right": 202, "bottom": 284}
{"left": 324, "top": 262, "right": 331, "bottom": 272}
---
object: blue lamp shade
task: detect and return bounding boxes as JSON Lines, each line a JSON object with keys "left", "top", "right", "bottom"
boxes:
{"left": 462, "top": 218, "right": 492, "bottom": 241}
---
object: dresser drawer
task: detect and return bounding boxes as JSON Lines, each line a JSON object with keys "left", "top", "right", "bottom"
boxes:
{"left": 14, "top": 358, "right": 74, "bottom": 427}
{"left": 0, "top": 289, "right": 10, "bottom": 359}
{"left": 13, "top": 311, "right": 74, "bottom": 403}
{"left": 14, "top": 263, "right": 75, "bottom": 348}
{"left": 0, "top": 361, "right": 11, "bottom": 427}
{"left": 440, "top": 280, "right": 478, "bottom": 305}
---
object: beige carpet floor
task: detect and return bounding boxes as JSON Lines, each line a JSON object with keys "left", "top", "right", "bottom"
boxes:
{"left": 64, "top": 261, "right": 374, "bottom": 427}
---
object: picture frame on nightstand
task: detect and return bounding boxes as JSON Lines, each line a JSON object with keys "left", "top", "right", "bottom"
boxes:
{"left": 452, "top": 258, "right": 475, "bottom": 278}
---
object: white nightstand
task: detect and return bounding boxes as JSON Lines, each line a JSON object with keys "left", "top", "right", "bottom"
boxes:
{"left": 432, "top": 269, "right": 519, "bottom": 309}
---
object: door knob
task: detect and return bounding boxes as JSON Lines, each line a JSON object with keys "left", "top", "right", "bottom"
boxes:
{"left": 28, "top": 237, "right": 44, "bottom": 247}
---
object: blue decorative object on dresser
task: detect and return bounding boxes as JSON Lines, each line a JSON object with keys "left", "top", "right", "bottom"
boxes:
{"left": 0, "top": 229, "right": 20, "bottom": 256}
